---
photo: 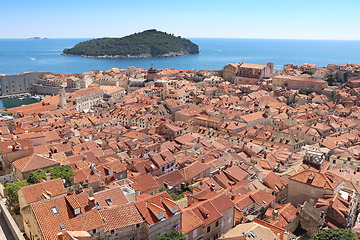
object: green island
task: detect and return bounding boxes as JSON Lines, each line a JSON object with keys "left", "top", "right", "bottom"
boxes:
{"left": 62, "top": 29, "right": 199, "bottom": 58}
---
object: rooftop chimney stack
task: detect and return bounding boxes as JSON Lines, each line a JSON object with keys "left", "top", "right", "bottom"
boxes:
{"left": 45, "top": 172, "right": 51, "bottom": 181}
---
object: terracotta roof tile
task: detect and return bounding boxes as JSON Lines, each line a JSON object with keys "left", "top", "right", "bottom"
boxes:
{"left": 19, "top": 178, "right": 66, "bottom": 204}
{"left": 99, "top": 203, "right": 143, "bottom": 231}
{"left": 93, "top": 187, "right": 129, "bottom": 209}
{"left": 131, "top": 173, "right": 159, "bottom": 193}
{"left": 181, "top": 209, "right": 204, "bottom": 234}
{"left": 12, "top": 154, "right": 59, "bottom": 173}
{"left": 31, "top": 192, "right": 104, "bottom": 240}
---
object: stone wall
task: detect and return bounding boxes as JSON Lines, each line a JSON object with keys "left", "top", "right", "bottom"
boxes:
{"left": 0, "top": 200, "right": 26, "bottom": 240}
{"left": 33, "top": 84, "right": 60, "bottom": 95}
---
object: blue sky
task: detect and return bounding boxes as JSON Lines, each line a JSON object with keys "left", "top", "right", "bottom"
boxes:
{"left": 2, "top": 0, "right": 360, "bottom": 39}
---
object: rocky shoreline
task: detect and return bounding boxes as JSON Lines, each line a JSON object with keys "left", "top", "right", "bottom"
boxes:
{"left": 61, "top": 50, "right": 195, "bottom": 59}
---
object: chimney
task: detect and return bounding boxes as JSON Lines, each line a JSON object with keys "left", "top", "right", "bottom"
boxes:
{"left": 329, "top": 200, "right": 333, "bottom": 208}
{"left": 272, "top": 210, "right": 278, "bottom": 221}
{"left": 88, "top": 196, "right": 95, "bottom": 207}
{"left": 45, "top": 172, "right": 51, "bottom": 181}
{"left": 157, "top": 143, "right": 161, "bottom": 153}
{"left": 264, "top": 105, "right": 270, "bottom": 116}
{"left": 283, "top": 231, "right": 289, "bottom": 240}
{"left": 254, "top": 102, "right": 259, "bottom": 112}
{"left": 197, "top": 137, "right": 200, "bottom": 143}
{"left": 57, "top": 232, "right": 63, "bottom": 240}
{"left": 357, "top": 179, "right": 360, "bottom": 185}
{"left": 187, "top": 194, "right": 193, "bottom": 207}
{"left": 276, "top": 233, "right": 281, "bottom": 240}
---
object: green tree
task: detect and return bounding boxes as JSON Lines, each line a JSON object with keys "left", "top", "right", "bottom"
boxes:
{"left": 168, "top": 191, "right": 184, "bottom": 201}
{"left": 5, "top": 180, "right": 30, "bottom": 203}
{"left": 27, "top": 165, "right": 74, "bottom": 184}
{"left": 311, "top": 229, "right": 355, "bottom": 240}
{"left": 156, "top": 230, "right": 186, "bottom": 240}
{"left": 27, "top": 169, "right": 46, "bottom": 184}
{"left": 159, "top": 187, "right": 166, "bottom": 192}
{"left": 326, "top": 75, "right": 337, "bottom": 86}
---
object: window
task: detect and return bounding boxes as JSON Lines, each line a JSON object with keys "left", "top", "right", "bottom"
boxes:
{"left": 193, "top": 229, "right": 197, "bottom": 238}
{"left": 105, "top": 198, "right": 113, "bottom": 206}
{"left": 93, "top": 229, "right": 96, "bottom": 234}
{"left": 136, "top": 224, "right": 140, "bottom": 228}
{"left": 51, "top": 206, "right": 59, "bottom": 215}
{"left": 311, "top": 188, "right": 315, "bottom": 194}
{"left": 333, "top": 160, "right": 336, "bottom": 164}
{"left": 111, "top": 230, "right": 114, "bottom": 235}
{"left": 60, "top": 224, "right": 66, "bottom": 230}
{"left": 215, "top": 221, "right": 219, "bottom": 227}
{"left": 207, "top": 226, "right": 210, "bottom": 233}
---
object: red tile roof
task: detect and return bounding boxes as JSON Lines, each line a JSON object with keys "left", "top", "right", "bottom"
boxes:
{"left": 189, "top": 201, "right": 222, "bottom": 226}
{"left": 12, "top": 154, "right": 59, "bottom": 173}
{"left": 31, "top": 192, "right": 104, "bottom": 240}
{"left": 99, "top": 203, "right": 143, "bottom": 231}
{"left": 181, "top": 209, "right": 204, "bottom": 234}
{"left": 155, "top": 169, "right": 186, "bottom": 189}
{"left": 19, "top": 178, "right": 66, "bottom": 204}
{"left": 134, "top": 191, "right": 181, "bottom": 226}
{"left": 93, "top": 187, "right": 129, "bottom": 209}
{"left": 131, "top": 173, "right": 159, "bottom": 194}
{"left": 289, "top": 169, "right": 343, "bottom": 190}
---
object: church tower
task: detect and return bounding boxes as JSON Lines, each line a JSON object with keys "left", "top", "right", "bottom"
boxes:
{"left": 147, "top": 63, "right": 157, "bottom": 81}
{"left": 59, "top": 86, "right": 67, "bottom": 109}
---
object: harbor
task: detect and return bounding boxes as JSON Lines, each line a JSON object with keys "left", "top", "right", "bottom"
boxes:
{"left": 0, "top": 94, "right": 43, "bottom": 109}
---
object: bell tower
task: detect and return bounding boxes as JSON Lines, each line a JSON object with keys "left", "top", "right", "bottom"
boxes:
{"left": 59, "top": 86, "right": 67, "bottom": 109}
{"left": 147, "top": 62, "right": 157, "bottom": 81}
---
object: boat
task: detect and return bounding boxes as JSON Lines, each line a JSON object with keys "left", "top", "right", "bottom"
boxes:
{"left": 31, "top": 58, "right": 35, "bottom": 61}
{"left": 19, "top": 97, "right": 25, "bottom": 100}
{"left": 31, "top": 95, "right": 41, "bottom": 100}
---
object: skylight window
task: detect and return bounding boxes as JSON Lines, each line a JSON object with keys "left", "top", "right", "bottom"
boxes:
{"left": 51, "top": 206, "right": 59, "bottom": 215}
{"left": 60, "top": 224, "right": 66, "bottom": 230}
{"left": 105, "top": 198, "right": 113, "bottom": 206}
{"left": 95, "top": 202, "right": 101, "bottom": 210}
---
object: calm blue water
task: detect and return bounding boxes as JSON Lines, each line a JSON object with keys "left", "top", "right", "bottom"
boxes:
{"left": 0, "top": 97, "right": 39, "bottom": 109}
{"left": 1, "top": 38, "right": 360, "bottom": 75}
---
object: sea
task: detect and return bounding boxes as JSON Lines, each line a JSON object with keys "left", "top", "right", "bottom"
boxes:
{"left": 0, "top": 38, "right": 360, "bottom": 108}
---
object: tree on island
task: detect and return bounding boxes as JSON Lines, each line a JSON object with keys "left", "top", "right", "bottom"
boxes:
{"left": 311, "top": 229, "right": 355, "bottom": 240}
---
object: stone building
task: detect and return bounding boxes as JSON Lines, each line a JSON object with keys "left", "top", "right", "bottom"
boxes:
{"left": 68, "top": 86, "right": 104, "bottom": 112}
{"left": 24, "top": 190, "right": 106, "bottom": 240}
{"left": 147, "top": 63, "right": 157, "bottom": 81}
{"left": 223, "top": 62, "right": 274, "bottom": 84}
{"left": 272, "top": 75, "right": 328, "bottom": 93}
{"left": 134, "top": 191, "right": 182, "bottom": 240}
{"left": 99, "top": 203, "right": 147, "bottom": 240}
{"left": 287, "top": 169, "right": 344, "bottom": 207}
{"left": 0, "top": 71, "right": 40, "bottom": 96}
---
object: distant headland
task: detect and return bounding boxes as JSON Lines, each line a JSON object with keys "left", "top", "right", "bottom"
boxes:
{"left": 28, "top": 37, "right": 48, "bottom": 40}
{"left": 61, "top": 29, "right": 199, "bottom": 58}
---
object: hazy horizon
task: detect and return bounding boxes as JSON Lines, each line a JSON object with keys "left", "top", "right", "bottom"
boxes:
{"left": 2, "top": 0, "right": 360, "bottom": 40}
